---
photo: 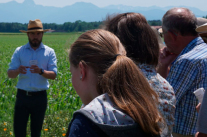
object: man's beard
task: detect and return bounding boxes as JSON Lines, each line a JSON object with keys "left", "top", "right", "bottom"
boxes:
{"left": 29, "top": 38, "right": 42, "bottom": 48}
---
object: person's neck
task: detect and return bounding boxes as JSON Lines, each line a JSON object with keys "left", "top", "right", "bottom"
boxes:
{"left": 177, "top": 35, "right": 198, "bottom": 54}
{"left": 30, "top": 45, "right": 40, "bottom": 50}
{"left": 82, "top": 90, "right": 100, "bottom": 106}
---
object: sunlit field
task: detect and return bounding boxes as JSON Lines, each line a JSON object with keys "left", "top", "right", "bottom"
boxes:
{"left": 0, "top": 32, "right": 82, "bottom": 136}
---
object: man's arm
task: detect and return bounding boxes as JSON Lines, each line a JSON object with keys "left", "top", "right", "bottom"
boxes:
{"left": 45, "top": 49, "right": 57, "bottom": 80}
{"left": 157, "top": 47, "right": 178, "bottom": 78}
{"left": 30, "top": 65, "right": 56, "bottom": 80}
{"left": 8, "top": 65, "right": 27, "bottom": 78}
{"left": 195, "top": 132, "right": 207, "bottom": 137}
{"left": 157, "top": 64, "right": 170, "bottom": 79}
{"left": 196, "top": 103, "right": 207, "bottom": 137}
{"left": 8, "top": 48, "right": 22, "bottom": 78}
{"left": 196, "top": 103, "right": 201, "bottom": 113}
{"left": 7, "top": 69, "right": 19, "bottom": 78}
{"left": 41, "top": 70, "right": 56, "bottom": 80}
{"left": 196, "top": 88, "right": 207, "bottom": 136}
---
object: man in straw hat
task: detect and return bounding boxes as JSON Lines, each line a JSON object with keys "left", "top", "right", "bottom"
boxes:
{"left": 7, "top": 19, "right": 57, "bottom": 137}
{"left": 157, "top": 8, "right": 207, "bottom": 137}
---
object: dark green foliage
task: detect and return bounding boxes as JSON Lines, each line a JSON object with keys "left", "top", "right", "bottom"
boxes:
{"left": 148, "top": 20, "right": 162, "bottom": 26}
{"left": 0, "top": 20, "right": 164, "bottom": 32}
{"left": 0, "top": 21, "right": 102, "bottom": 32}
{"left": 202, "top": 15, "right": 207, "bottom": 19}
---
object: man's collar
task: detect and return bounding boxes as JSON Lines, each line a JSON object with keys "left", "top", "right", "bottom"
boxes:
{"left": 180, "top": 37, "right": 204, "bottom": 55}
{"left": 26, "top": 43, "right": 30, "bottom": 49}
{"left": 172, "top": 37, "right": 204, "bottom": 65}
{"left": 26, "top": 42, "right": 45, "bottom": 50}
{"left": 39, "top": 43, "right": 45, "bottom": 49}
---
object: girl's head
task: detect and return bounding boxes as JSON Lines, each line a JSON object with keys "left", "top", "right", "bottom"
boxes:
{"left": 69, "top": 29, "right": 162, "bottom": 135}
{"left": 69, "top": 29, "right": 126, "bottom": 104}
{"left": 103, "top": 12, "right": 160, "bottom": 66}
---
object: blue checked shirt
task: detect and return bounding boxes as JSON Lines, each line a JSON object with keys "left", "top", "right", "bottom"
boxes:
{"left": 8, "top": 42, "right": 57, "bottom": 91}
{"left": 167, "top": 37, "right": 207, "bottom": 135}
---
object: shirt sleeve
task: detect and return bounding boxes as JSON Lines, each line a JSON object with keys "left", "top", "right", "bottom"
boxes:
{"left": 167, "top": 59, "right": 199, "bottom": 102}
{"left": 8, "top": 47, "right": 20, "bottom": 70}
{"left": 47, "top": 49, "right": 57, "bottom": 75}
{"left": 68, "top": 114, "right": 102, "bottom": 137}
{"left": 197, "top": 90, "right": 207, "bottom": 134}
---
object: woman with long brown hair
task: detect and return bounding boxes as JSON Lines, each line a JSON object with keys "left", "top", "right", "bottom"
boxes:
{"left": 66, "top": 29, "right": 162, "bottom": 137}
{"left": 103, "top": 13, "right": 176, "bottom": 137}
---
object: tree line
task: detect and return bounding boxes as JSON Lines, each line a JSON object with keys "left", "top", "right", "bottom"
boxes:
{"left": 0, "top": 20, "right": 162, "bottom": 32}
{"left": 203, "top": 15, "right": 207, "bottom": 19}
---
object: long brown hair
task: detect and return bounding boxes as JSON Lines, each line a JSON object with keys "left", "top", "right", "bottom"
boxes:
{"left": 69, "top": 29, "right": 162, "bottom": 135}
{"left": 103, "top": 13, "right": 160, "bottom": 66}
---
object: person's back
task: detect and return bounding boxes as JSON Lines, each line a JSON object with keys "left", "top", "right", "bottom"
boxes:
{"left": 68, "top": 94, "right": 160, "bottom": 137}
{"left": 103, "top": 13, "right": 176, "bottom": 137}
{"left": 195, "top": 22, "right": 207, "bottom": 137}
{"left": 167, "top": 37, "right": 207, "bottom": 135}
{"left": 157, "top": 7, "right": 207, "bottom": 136}
{"left": 66, "top": 29, "right": 163, "bottom": 137}
{"left": 138, "top": 64, "right": 175, "bottom": 135}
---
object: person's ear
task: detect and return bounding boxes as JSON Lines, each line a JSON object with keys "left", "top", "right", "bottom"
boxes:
{"left": 168, "top": 31, "right": 178, "bottom": 41}
{"left": 78, "top": 61, "right": 87, "bottom": 81}
{"left": 27, "top": 32, "right": 29, "bottom": 37}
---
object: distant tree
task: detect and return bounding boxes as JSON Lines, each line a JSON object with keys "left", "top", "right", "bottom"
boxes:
{"left": 202, "top": 15, "right": 207, "bottom": 19}
{"left": 148, "top": 20, "right": 162, "bottom": 26}
{"left": 0, "top": 20, "right": 159, "bottom": 32}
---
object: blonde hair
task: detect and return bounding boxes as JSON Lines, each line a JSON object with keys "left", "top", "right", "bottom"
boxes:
{"left": 69, "top": 29, "right": 163, "bottom": 135}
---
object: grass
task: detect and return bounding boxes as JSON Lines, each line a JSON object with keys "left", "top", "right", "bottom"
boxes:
{"left": 0, "top": 32, "right": 82, "bottom": 136}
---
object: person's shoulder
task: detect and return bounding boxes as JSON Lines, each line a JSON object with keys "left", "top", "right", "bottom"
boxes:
{"left": 14, "top": 44, "right": 28, "bottom": 52}
{"left": 42, "top": 44, "right": 55, "bottom": 52}
{"left": 183, "top": 43, "right": 207, "bottom": 59}
{"left": 156, "top": 74, "right": 176, "bottom": 104}
{"left": 157, "top": 74, "right": 174, "bottom": 88}
{"left": 175, "top": 45, "right": 207, "bottom": 67}
{"left": 69, "top": 113, "right": 105, "bottom": 137}
{"left": 73, "top": 112, "right": 93, "bottom": 124}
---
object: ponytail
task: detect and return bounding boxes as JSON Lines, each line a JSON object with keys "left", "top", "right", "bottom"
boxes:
{"left": 100, "top": 55, "right": 162, "bottom": 135}
{"left": 69, "top": 29, "right": 162, "bottom": 135}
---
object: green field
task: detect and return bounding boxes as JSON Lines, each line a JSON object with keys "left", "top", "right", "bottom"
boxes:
{"left": 0, "top": 32, "right": 82, "bottom": 136}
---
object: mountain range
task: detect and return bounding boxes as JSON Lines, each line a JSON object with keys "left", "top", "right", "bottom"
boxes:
{"left": 0, "top": 0, "right": 207, "bottom": 24}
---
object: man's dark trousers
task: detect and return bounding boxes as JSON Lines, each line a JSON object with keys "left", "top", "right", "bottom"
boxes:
{"left": 14, "top": 89, "right": 47, "bottom": 137}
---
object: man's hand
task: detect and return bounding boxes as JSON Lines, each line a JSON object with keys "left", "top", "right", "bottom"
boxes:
{"left": 157, "top": 47, "right": 178, "bottom": 78}
{"left": 18, "top": 65, "right": 28, "bottom": 74}
{"left": 196, "top": 103, "right": 201, "bottom": 113}
{"left": 159, "top": 47, "right": 178, "bottom": 67}
{"left": 195, "top": 132, "right": 207, "bottom": 137}
{"left": 8, "top": 65, "right": 29, "bottom": 78}
{"left": 30, "top": 65, "right": 41, "bottom": 74}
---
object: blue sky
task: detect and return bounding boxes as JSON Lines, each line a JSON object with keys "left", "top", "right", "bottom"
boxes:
{"left": 0, "top": 0, "right": 206, "bottom": 11}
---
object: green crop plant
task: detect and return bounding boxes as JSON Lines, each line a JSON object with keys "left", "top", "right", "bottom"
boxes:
{"left": 0, "top": 32, "right": 82, "bottom": 136}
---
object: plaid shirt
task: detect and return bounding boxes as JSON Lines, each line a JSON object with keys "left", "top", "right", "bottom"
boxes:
{"left": 167, "top": 37, "right": 207, "bottom": 135}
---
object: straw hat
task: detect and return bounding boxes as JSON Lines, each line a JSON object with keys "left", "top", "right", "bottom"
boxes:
{"left": 196, "top": 23, "right": 207, "bottom": 33}
{"left": 158, "top": 28, "right": 163, "bottom": 34}
{"left": 197, "top": 17, "right": 207, "bottom": 26}
{"left": 20, "top": 19, "right": 51, "bottom": 33}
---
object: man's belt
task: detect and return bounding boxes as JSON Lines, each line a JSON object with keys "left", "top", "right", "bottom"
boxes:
{"left": 17, "top": 89, "right": 46, "bottom": 96}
